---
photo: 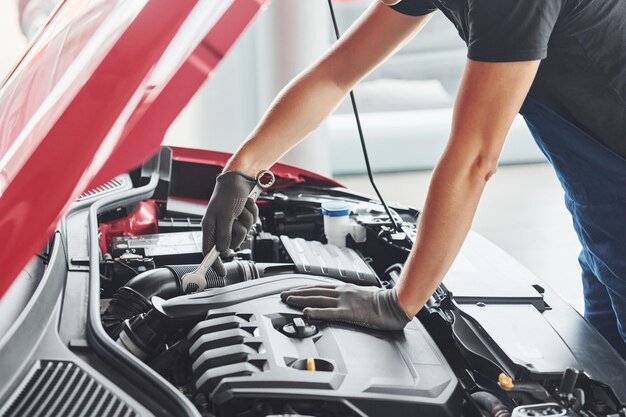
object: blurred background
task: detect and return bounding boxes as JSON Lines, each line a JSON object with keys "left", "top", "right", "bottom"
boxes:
{"left": 0, "top": 0, "right": 25, "bottom": 78}
{"left": 0, "top": 0, "right": 583, "bottom": 310}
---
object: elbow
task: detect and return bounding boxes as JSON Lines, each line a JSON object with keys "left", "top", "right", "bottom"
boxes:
{"left": 438, "top": 135, "right": 503, "bottom": 184}
{"left": 440, "top": 145, "right": 500, "bottom": 183}
{"left": 471, "top": 153, "right": 499, "bottom": 182}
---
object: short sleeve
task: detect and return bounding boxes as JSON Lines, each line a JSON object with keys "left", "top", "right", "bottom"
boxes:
{"left": 467, "top": 0, "right": 562, "bottom": 62}
{"left": 388, "top": 0, "right": 437, "bottom": 17}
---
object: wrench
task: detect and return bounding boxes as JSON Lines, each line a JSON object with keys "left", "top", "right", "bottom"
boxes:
{"left": 181, "top": 170, "right": 275, "bottom": 293}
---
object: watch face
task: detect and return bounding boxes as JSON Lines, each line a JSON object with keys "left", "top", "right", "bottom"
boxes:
{"left": 379, "top": 0, "right": 403, "bottom": 5}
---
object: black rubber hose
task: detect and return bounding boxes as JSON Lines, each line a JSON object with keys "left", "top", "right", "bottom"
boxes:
{"left": 471, "top": 392, "right": 511, "bottom": 417}
{"left": 102, "top": 268, "right": 180, "bottom": 338}
{"left": 102, "top": 261, "right": 297, "bottom": 338}
{"left": 101, "top": 261, "right": 274, "bottom": 338}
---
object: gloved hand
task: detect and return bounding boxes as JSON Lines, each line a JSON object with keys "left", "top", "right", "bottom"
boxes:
{"left": 280, "top": 284, "right": 411, "bottom": 331}
{"left": 202, "top": 171, "right": 259, "bottom": 276}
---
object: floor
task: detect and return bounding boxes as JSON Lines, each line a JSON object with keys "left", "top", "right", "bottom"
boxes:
{"left": 338, "top": 162, "right": 585, "bottom": 313}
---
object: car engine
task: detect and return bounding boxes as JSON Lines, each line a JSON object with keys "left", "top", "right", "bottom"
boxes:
{"left": 96, "top": 159, "right": 626, "bottom": 417}
{"left": 99, "top": 184, "right": 455, "bottom": 416}
{"left": 184, "top": 280, "right": 460, "bottom": 416}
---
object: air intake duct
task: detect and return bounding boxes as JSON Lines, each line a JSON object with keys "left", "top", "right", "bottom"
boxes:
{"left": 102, "top": 261, "right": 294, "bottom": 338}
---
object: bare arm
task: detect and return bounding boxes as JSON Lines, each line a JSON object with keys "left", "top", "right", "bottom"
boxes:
{"left": 224, "top": 2, "right": 433, "bottom": 175}
{"left": 396, "top": 59, "right": 540, "bottom": 314}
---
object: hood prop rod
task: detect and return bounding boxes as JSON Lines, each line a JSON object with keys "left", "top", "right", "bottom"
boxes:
{"left": 326, "top": 0, "right": 401, "bottom": 233}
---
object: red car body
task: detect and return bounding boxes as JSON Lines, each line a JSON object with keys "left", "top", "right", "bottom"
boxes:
{"left": 0, "top": 0, "right": 328, "bottom": 297}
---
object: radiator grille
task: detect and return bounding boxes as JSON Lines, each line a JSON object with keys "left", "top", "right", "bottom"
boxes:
{"left": 1, "top": 360, "right": 137, "bottom": 417}
{"left": 78, "top": 176, "right": 130, "bottom": 201}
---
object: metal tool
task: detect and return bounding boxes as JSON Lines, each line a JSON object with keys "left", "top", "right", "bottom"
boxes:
{"left": 181, "top": 170, "right": 275, "bottom": 293}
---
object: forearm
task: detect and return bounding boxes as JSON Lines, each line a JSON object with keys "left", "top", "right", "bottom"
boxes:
{"left": 394, "top": 58, "right": 540, "bottom": 316}
{"left": 395, "top": 147, "right": 495, "bottom": 315}
{"left": 225, "top": 66, "right": 349, "bottom": 176}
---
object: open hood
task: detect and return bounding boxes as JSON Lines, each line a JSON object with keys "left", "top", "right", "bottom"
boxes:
{"left": 0, "top": 0, "right": 267, "bottom": 297}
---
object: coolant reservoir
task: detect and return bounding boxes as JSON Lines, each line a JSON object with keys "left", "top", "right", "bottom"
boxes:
{"left": 321, "top": 201, "right": 351, "bottom": 247}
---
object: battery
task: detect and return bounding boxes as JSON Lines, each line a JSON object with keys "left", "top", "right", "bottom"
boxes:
{"left": 112, "top": 231, "right": 203, "bottom": 264}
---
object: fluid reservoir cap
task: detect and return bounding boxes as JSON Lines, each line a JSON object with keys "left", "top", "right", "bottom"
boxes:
{"left": 498, "top": 373, "right": 514, "bottom": 389}
{"left": 321, "top": 201, "right": 350, "bottom": 217}
{"left": 282, "top": 317, "right": 318, "bottom": 338}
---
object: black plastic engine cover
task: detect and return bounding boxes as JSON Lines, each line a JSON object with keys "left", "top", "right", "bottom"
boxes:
{"left": 186, "top": 278, "right": 462, "bottom": 417}
{"left": 280, "top": 236, "right": 380, "bottom": 286}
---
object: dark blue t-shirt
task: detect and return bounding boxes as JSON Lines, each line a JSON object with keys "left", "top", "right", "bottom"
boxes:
{"left": 391, "top": 0, "right": 626, "bottom": 159}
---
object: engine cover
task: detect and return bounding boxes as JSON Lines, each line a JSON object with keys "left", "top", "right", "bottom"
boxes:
{"left": 186, "top": 278, "right": 462, "bottom": 417}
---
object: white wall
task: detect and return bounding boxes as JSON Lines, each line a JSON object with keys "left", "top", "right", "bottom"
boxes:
{"left": 0, "top": 0, "right": 27, "bottom": 81}
{"left": 165, "top": 0, "right": 333, "bottom": 175}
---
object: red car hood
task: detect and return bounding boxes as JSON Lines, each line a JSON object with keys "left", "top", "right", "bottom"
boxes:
{"left": 0, "top": 0, "right": 267, "bottom": 297}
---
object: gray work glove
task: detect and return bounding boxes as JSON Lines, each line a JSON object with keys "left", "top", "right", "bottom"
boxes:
{"left": 281, "top": 284, "right": 411, "bottom": 331}
{"left": 202, "top": 171, "right": 259, "bottom": 276}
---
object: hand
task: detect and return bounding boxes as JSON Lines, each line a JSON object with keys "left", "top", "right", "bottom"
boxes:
{"left": 281, "top": 284, "right": 411, "bottom": 330}
{"left": 202, "top": 171, "right": 259, "bottom": 276}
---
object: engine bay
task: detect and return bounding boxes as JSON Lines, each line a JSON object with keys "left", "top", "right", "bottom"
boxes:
{"left": 94, "top": 152, "right": 626, "bottom": 417}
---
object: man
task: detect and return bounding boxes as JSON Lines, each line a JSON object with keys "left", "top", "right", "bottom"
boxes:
{"left": 202, "top": 0, "right": 626, "bottom": 359}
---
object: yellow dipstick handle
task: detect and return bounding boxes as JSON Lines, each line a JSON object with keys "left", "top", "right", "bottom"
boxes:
{"left": 498, "top": 373, "right": 514, "bottom": 389}
{"left": 306, "top": 358, "right": 316, "bottom": 372}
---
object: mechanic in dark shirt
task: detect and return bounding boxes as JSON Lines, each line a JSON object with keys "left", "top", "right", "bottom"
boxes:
{"left": 202, "top": 0, "right": 626, "bottom": 359}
